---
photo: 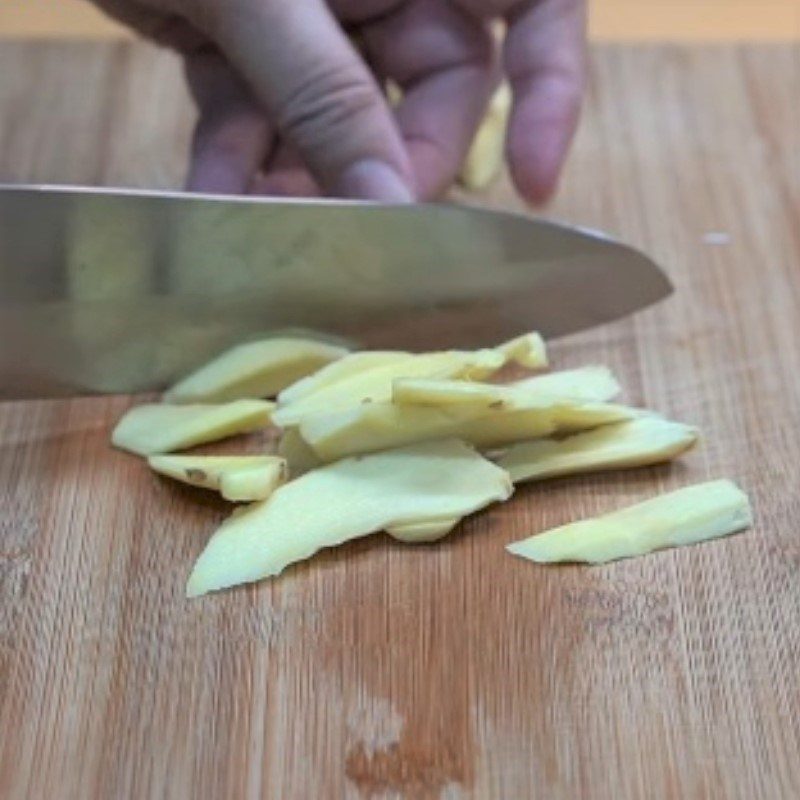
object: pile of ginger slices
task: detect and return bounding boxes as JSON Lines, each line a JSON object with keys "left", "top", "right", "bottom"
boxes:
{"left": 111, "top": 333, "right": 752, "bottom": 597}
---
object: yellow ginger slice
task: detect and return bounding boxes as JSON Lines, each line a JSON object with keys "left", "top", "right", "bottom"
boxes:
{"left": 512, "top": 366, "right": 622, "bottom": 402}
{"left": 164, "top": 337, "right": 348, "bottom": 403}
{"left": 386, "top": 519, "right": 461, "bottom": 543}
{"left": 273, "top": 333, "right": 546, "bottom": 426}
{"left": 495, "top": 331, "right": 548, "bottom": 369}
{"left": 272, "top": 349, "right": 505, "bottom": 427}
{"left": 148, "top": 455, "right": 287, "bottom": 501}
{"left": 300, "top": 398, "right": 641, "bottom": 463}
{"left": 112, "top": 400, "right": 273, "bottom": 456}
{"left": 278, "top": 352, "right": 410, "bottom": 405}
{"left": 498, "top": 417, "right": 698, "bottom": 484}
{"left": 392, "top": 366, "right": 621, "bottom": 409}
{"left": 186, "top": 440, "right": 514, "bottom": 596}
{"left": 507, "top": 480, "right": 752, "bottom": 565}
{"left": 460, "top": 82, "right": 512, "bottom": 190}
{"left": 219, "top": 462, "right": 288, "bottom": 502}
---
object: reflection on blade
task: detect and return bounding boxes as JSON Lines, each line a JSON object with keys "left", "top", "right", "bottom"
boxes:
{"left": 0, "top": 186, "right": 671, "bottom": 398}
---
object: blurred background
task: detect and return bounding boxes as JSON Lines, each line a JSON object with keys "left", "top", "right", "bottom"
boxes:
{"left": 1, "top": 0, "right": 798, "bottom": 40}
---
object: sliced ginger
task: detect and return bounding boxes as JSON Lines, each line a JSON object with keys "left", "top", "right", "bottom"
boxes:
{"left": 386, "top": 518, "right": 461, "bottom": 543}
{"left": 460, "top": 82, "right": 512, "bottom": 190}
{"left": 498, "top": 417, "right": 699, "bottom": 484}
{"left": 112, "top": 400, "right": 273, "bottom": 456}
{"left": 278, "top": 351, "right": 411, "bottom": 405}
{"left": 507, "top": 480, "right": 752, "bottom": 565}
{"left": 272, "top": 333, "right": 546, "bottom": 427}
{"left": 164, "top": 337, "right": 348, "bottom": 403}
{"left": 392, "top": 366, "right": 621, "bottom": 410}
{"left": 272, "top": 348, "right": 505, "bottom": 427}
{"left": 186, "top": 439, "right": 513, "bottom": 596}
{"left": 299, "top": 398, "right": 640, "bottom": 463}
{"left": 148, "top": 455, "right": 287, "bottom": 501}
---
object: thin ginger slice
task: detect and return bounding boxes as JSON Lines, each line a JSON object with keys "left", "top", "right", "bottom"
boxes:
{"left": 300, "top": 398, "right": 641, "bottom": 463}
{"left": 507, "top": 479, "right": 752, "bottom": 565}
{"left": 186, "top": 439, "right": 514, "bottom": 596}
{"left": 219, "top": 462, "right": 288, "bottom": 502}
{"left": 498, "top": 417, "right": 699, "bottom": 483}
{"left": 164, "top": 337, "right": 348, "bottom": 403}
{"left": 112, "top": 400, "right": 273, "bottom": 456}
{"left": 273, "top": 332, "right": 546, "bottom": 427}
{"left": 460, "top": 82, "right": 512, "bottom": 190}
{"left": 278, "top": 351, "right": 411, "bottom": 405}
{"left": 272, "top": 349, "right": 505, "bottom": 427}
{"left": 148, "top": 455, "right": 287, "bottom": 501}
{"left": 392, "top": 366, "right": 621, "bottom": 409}
{"left": 495, "top": 331, "right": 548, "bottom": 369}
{"left": 386, "top": 518, "right": 461, "bottom": 543}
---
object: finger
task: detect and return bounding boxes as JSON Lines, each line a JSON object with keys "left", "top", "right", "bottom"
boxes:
{"left": 503, "top": 0, "right": 586, "bottom": 203}
{"left": 362, "top": 0, "right": 496, "bottom": 200}
{"left": 205, "top": 0, "right": 413, "bottom": 201}
{"left": 252, "top": 142, "right": 321, "bottom": 197}
{"left": 184, "top": 51, "right": 273, "bottom": 194}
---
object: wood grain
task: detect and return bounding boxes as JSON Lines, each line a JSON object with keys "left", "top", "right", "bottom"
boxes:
{"left": 1, "top": 41, "right": 799, "bottom": 799}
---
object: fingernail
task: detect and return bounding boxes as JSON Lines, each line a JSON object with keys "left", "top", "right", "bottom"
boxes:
{"left": 333, "top": 159, "right": 414, "bottom": 203}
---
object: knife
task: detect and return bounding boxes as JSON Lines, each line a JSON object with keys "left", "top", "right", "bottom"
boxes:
{"left": 0, "top": 185, "right": 671, "bottom": 399}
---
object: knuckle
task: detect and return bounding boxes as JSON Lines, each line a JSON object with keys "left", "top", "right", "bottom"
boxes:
{"left": 275, "top": 62, "right": 380, "bottom": 150}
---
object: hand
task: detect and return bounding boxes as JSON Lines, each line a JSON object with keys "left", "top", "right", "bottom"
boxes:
{"left": 91, "top": 0, "right": 586, "bottom": 203}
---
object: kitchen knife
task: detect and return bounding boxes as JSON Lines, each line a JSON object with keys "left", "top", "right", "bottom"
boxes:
{"left": 0, "top": 185, "right": 671, "bottom": 399}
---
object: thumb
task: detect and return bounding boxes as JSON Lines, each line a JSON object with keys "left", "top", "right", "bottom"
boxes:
{"left": 206, "top": 0, "right": 414, "bottom": 201}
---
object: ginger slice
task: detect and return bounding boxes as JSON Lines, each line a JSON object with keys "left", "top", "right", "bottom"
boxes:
{"left": 495, "top": 331, "right": 548, "bottom": 369}
{"left": 507, "top": 480, "right": 752, "bottom": 565}
{"left": 219, "top": 461, "right": 289, "bottom": 502}
{"left": 386, "top": 519, "right": 461, "bottom": 543}
{"left": 273, "top": 333, "right": 546, "bottom": 427}
{"left": 300, "top": 398, "right": 641, "bottom": 463}
{"left": 460, "top": 82, "right": 512, "bottom": 190}
{"left": 272, "top": 349, "right": 506, "bottom": 427}
{"left": 277, "top": 427, "right": 323, "bottom": 475}
{"left": 148, "top": 455, "right": 287, "bottom": 501}
{"left": 498, "top": 417, "right": 698, "bottom": 483}
{"left": 164, "top": 337, "right": 348, "bottom": 403}
{"left": 112, "top": 400, "right": 273, "bottom": 456}
{"left": 392, "top": 366, "right": 621, "bottom": 409}
{"left": 187, "top": 439, "right": 513, "bottom": 596}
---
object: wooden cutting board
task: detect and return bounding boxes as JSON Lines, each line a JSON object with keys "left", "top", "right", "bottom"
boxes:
{"left": 1, "top": 41, "right": 799, "bottom": 800}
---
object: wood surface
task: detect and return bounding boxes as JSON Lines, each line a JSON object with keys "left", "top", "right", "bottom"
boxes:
{"left": 1, "top": 0, "right": 799, "bottom": 41}
{"left": 1, "top": 40, "right": 799, "bottom": 799}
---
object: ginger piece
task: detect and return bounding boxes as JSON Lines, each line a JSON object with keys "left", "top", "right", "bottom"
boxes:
{"left": 278, "top": 351, "right": 410, "bottom": 405}
{"left": 511, "top": 366, "right": 621, "bottom": 403}
{"left": 495, "top": 331, "right": 548, "bottom": 369}
{"left": 273, "top": 333, "right": 545, "bottom": 426}
{"left": 300, "top": 398, "right": 641, "bottom": 463}
{"left": 164, "top": 337, "right": 348, "bottom": 403}
{"left": 460, "top": 82, "right": 512, "bottom": 190}
{"left": 148, "top": 455, "right": 287, "bottom": 501}
{"left": 273, "top": 348, "right": 505, "bottom": 427}
{"left": 112, "top": 400, "right": 273, "bottom": 456}
{"left": 219, "top": 462, "right": 288, "bottom": 502}
{"left": 498, "top": 417, "right": 698, "bottom": 483}
{"left": 507, "top": 480, "right": 752, "bottom": 565}
{"left": 392, "top": 366, "right": 621, "bottom": 409}
{"left": 386, "top": 519, "right": 460, "bottom": 543}
{"left": 186, "top": 440, "right": 514, "bottom": 596}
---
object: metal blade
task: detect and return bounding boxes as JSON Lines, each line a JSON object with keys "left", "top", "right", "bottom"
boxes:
{"left": 0, "top": 185, "right": 671, "bottom": 398}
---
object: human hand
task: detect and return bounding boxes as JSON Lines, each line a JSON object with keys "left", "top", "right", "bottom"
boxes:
{"left": 91, "top": 0, "right": 586, "bottom": 203}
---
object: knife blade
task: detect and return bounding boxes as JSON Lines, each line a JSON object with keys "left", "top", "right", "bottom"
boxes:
{"left": 0, "top": 185, "right": 671, "bottom": 399}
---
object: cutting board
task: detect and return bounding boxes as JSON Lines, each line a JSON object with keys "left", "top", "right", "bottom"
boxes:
{"left": 1, "top": 42, "right": 799, "bottom": 800}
